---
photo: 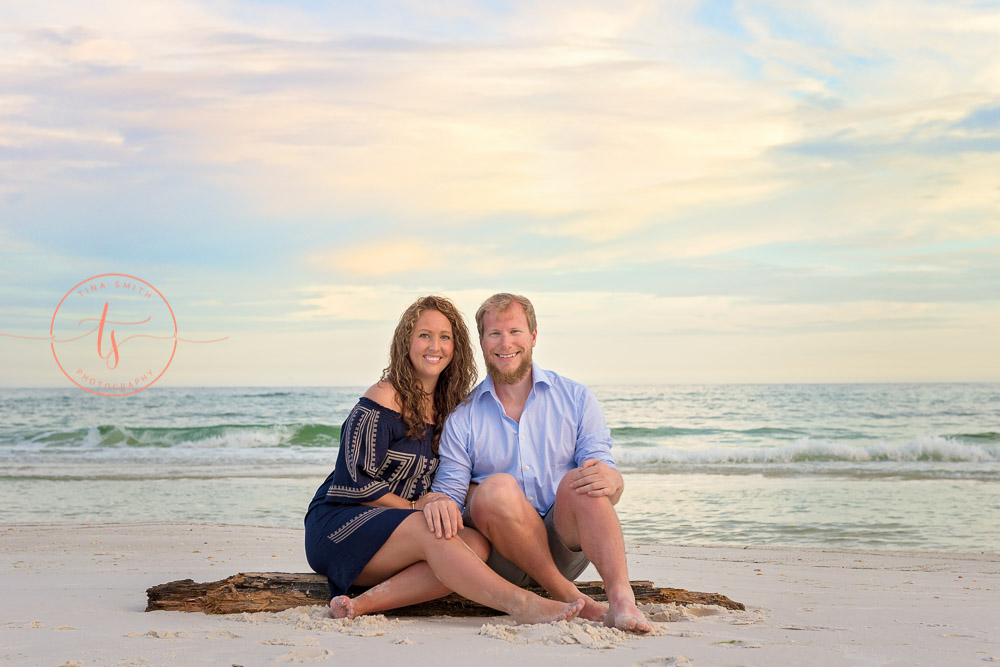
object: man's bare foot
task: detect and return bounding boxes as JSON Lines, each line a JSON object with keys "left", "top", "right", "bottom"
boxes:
{"left": 603, "top": 589, "right": 653, "bottom": 633}
{"left": 511, "top": 597, "right": 585, "bottom": 625}
{"left": 329, "top": 595, "right": 357, "bottom": 620}
{"left": 576, "top": 594, "right": 609, "bottom": 622}
{"left": 604, "top": 602, "right": 653, "bottom": 633}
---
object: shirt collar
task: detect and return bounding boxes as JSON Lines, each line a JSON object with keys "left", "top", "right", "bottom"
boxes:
{"left": 477, "top": 362, "right": 550, "bottom": 403}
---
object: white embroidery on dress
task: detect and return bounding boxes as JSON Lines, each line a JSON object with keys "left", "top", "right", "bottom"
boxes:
{"left": 405, "top": 456, "right": 439, "bottom": 500}
{"left": 325, "top": 407, "right": 438, "bottom": 504}
{"left": 325, "top": 480, "right": 389, "bottom": 500}
{"left": 380, "top": 450, "right": 416, "bottom": 486}
{"left": 327, "top": 507, "right": 389, "bottom": 544}
{"left": 396, "top": 454, "right": 436, "bottom": 501}
{"left": 344, "top": 405, "right": 380, "bottom": 483}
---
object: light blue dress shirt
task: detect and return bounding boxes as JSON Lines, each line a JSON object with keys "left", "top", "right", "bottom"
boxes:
{"left": 432, "top": 363, "right": 617, "bottom": 515}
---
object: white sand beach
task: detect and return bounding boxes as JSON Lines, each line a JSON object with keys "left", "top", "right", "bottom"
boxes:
{"left": 2, "top": 522, "right": 997, "bottom": 666}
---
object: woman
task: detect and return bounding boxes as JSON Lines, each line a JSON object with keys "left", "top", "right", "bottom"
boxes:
{"left": 304, "top": 296, "right": 584, "bottom": 624}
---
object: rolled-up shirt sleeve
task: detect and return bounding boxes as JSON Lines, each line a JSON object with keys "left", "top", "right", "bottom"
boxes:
{"left": 431, "top": 408, "right": 474, "bottom": 511}
{"left": 573, "top": 388, "right": 617, "bottom": 469}
{"left": 324, "top": 402, "right": 392, "bottom": 503}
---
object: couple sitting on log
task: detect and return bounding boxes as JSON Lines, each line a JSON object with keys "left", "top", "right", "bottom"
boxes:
{"left": 304, "top": 293, "right": 653, "bottom": 632}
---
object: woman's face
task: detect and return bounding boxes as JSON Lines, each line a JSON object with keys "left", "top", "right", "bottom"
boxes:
{"left": 408, "top": 309, "right": 455, "bottom": 387}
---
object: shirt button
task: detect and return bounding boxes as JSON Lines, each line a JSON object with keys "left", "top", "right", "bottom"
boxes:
{"left": 519, "top": 435, "right": 525, "bottom": 440}
{"left": 529, "top": 496, "right": 534, "bottom": 502}
{"left": 524, "top": 465, "right": 530, "bottom": 471}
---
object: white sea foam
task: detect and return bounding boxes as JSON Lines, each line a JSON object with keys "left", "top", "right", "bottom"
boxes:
{"left": 3, "top": 384, "right": 999, "bottom": 551}
{"left": 170, "top": 426, "right": 297, "bottom": 449}
{"left": 613, "top": 434, "right": 1000, "bottom": 465}
{"left": 11, "top": 424, "right": 325, "bottom": 451}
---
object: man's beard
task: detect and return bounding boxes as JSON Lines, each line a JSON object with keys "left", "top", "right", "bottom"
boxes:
{"left": 485, "top": 350, "right": 532, "bottom": 385}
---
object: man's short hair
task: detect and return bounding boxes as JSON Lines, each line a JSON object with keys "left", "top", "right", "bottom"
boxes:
{"left": 475, "top": 293, "right": 537, "bottom": 338}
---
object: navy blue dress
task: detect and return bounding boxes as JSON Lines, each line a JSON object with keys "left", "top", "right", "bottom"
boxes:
{"left": 304, "top": 397, "right": 438, "bottom": 597}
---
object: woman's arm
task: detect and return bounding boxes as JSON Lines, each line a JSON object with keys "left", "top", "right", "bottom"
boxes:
{"left": 354, "top": 382, "right": 462, "bottom": 535}
{"left": 323, "top": 389, "right": 400, "bottom": 505}
{"left": 361, "top": 492, "right": 463, "bottom": 538}
{"left": 360, "top": 493, "right": 412, "bottom": 510}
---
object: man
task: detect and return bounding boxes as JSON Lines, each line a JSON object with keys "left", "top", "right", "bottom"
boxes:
{"left": 428, "top": 293, "right": 652, "bottom": 632}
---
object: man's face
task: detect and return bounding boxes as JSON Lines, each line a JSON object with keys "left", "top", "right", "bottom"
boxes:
{"left": 480, "top": 303, "right": 537, "bottom": 385}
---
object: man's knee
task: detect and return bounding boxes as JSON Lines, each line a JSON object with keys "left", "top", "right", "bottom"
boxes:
{"left": 555, "top": 472, "right": 614, "bottom": 517}
{"left": 470, "top": 474, "right": 533, "bottom": 525}
{"left": 473, "top": 473, "right": 524, "bottom": 503}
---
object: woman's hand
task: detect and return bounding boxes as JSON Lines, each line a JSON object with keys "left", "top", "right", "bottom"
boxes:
{"left": 416, "top": 492, "right": 464, "bottom": 539}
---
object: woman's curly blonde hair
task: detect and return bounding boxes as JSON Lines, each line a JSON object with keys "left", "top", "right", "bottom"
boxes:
{"left": 381, "top": 295, "right": 477, "bottom": 452}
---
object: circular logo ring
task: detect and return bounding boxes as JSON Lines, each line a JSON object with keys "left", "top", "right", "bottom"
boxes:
{"left": 50, "top": 273, "right": 178, "bottom": 396}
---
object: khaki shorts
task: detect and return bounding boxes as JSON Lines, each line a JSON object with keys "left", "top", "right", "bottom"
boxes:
{"left": 463, "top": 502, "right": 590, "bottom": 587}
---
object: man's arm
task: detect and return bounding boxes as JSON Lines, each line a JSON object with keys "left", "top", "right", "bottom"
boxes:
{"left": 426, "top": 412, "right": 475, "bottom": 537}
{"left": 570, "top": 388, "right": 623, "bottom": 504}
{"left": 431, "top": 414, "right": 474, "bottom": 508}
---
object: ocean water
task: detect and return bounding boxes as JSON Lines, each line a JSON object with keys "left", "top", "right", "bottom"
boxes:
{"left": 1, "top": 384, "right": 998, "bottom": 553}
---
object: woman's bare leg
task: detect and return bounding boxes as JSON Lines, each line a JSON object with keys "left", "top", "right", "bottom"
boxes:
{"left": 341, "top": 515, "right": 584, "bottom": 624}
{"left": 332, "top": 528, "right": 488, "bottom": 618}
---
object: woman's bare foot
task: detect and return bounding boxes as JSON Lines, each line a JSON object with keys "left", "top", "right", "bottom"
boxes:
{"left": 550, "top": 584, "right": 607, "bottom": 621}
{"left": 511, "top": 597, "right": 585, "bottom": 625}
{"left": 328, "top": 595, "right": 357, "bottom": 620}
{"left": 603, "top": 588, "right": 653, "bottom": 633}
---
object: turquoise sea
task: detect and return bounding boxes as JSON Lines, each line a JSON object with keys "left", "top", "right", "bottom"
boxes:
{"left": 1, "top": 384, "right": 998, "bottom": 553}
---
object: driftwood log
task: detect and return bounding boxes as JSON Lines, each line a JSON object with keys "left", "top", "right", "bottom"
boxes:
{"left": 146, "top": 572, "right": 744, "bottom": 615}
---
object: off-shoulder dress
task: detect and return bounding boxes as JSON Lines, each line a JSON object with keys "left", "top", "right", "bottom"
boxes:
{"left": 304, "top": 397, "right": 437, "bottom": 597}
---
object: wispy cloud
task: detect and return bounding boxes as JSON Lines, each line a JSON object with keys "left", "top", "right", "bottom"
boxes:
{"left": 2, "top": 0, "right": 999, "bottom": 383}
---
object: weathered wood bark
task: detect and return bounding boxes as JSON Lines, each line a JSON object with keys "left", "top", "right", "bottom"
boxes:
{"left": 146, "top": 572, "right": 744, "bottom": 615}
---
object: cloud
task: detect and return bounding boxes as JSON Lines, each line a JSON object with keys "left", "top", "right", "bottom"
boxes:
{"left": 0, "top": 1, "right": 795, "bottom": 237}
{"left": 306, "top": 241, "right": 508, "bottom": 278}
{"left": 288, "top": 284, "right": 493, "bottom": 327}
{"left": 3, "top": 0, "right": 995, "bottom": 250}
{"left": 2, "top": 0, "right": 1000, "bottom": 383}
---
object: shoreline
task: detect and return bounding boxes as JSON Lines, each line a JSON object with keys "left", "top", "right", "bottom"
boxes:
{"left": 3, "top": 522, "right": 998, "bottom": 665}
{"left": 9, "top": 519, "right": 1000, "bottom": 558}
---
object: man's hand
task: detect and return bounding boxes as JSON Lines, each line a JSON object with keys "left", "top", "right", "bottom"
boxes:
{"left": 416, "top": 492, "right": 464, "bottom": 539}
{"left": 568, "top": 459, "right": 623, "bottom": 503}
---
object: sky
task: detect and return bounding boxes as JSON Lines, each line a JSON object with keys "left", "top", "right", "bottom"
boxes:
{"left": 1, "top": 0, "right": 999, "bottom": 387}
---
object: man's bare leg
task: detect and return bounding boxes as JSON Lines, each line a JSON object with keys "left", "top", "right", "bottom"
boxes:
{"left": 552, "top": 475, "right": 653, "bottom": 633}
{"left": 468, "top": 474, "right": 608, "bottom": 621}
